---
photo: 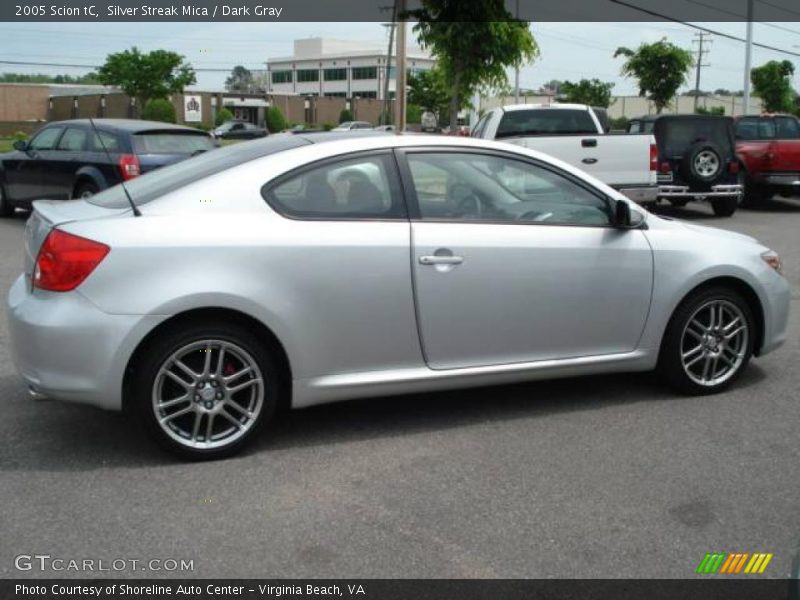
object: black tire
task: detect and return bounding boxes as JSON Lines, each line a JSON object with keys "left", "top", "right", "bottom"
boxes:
{"left": 741, "top": 180, "right": 770, "bottom": 208}
{"left": 133, "top": 321, "right": 279, "bottom": 460}
{"left": 73, "top": 181, "right": 99, "bottom": 199}
{"left": 668, "top": 199, "right": 689, "bottom": 208}
{"left": 682, "top": 142, "right": 724, "bottom": 186}
{"left": 711, "top": 196, "right": 737, "bottom": 217}
{"left": 0, "top": 183, "right": 14, "bottom": 217}
{"left": 658, "top": 286, "right": 754, "bottom": 396}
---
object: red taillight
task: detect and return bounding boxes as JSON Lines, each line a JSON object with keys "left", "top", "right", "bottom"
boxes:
{"left": 728, "top": 161, "right": 740, "bottom": 174}
{"left": 33, "top": 230, "right": 110, "bottom": 292}
{"left": 118, "top": 153, "right": 140, "bottom": 181}
{"left": 659, "top": 161, "right": 672, "bottom": 174}
{"left": 649, "top": 143, "right": 658, "bottom": 171}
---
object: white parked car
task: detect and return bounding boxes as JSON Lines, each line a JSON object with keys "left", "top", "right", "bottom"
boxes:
{"left": 332, "top": 121, "right": 373, "bottom": 131}
{"left": 6, "top": 133, "right": 790, "bottom": 459}
{"left": 472, "top": 103, "right": 658, "bottom": 205}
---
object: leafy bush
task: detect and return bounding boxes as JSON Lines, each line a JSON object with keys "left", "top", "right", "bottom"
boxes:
{"left": 406, "top": 104, "right": 422, "bottom": 124}
{"left": 215, "top": 108, "right": 234, "bottom": 126}
{"left": 141, "top": 98, "right": 176, "bottom": 123}
{"left": 696, "top": 105, "right": 725, "bottom": 116}
{"left": 12, "top": 131, "right": 28, "bottom": 142}
{"left": 322, "top": 122, "right": 335, "bottom": 131}
{"left": 338, "top": 109, "right": 354, "bottom": 124}
{"left": 265, "top": 106, "right": 287, "bottom": 133}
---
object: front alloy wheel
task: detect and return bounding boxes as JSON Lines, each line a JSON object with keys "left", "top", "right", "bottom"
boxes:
{"left": 659, "top": 287, "right": 754, "bottom": 395}
{"left": 679, "top": 300, "right": 748, "bottom": 388}
{"left": 135, "top": 323, "right": 278, "bottom": 459}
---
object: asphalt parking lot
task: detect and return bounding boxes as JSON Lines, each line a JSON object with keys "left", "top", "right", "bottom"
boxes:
{"left": 0, "top": 199, "right": 798, "bottom": 579}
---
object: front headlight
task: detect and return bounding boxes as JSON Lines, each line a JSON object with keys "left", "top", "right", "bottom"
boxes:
{"left": 761, "top": 250, "right": 783, "bottom": 274}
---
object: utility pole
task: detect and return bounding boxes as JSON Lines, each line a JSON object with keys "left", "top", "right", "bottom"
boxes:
{"left": 514, "top": 0, "right": 520, "bottom": 104}
{"left": 692, "top": 32, "right": 712, "bottom": 112}
{"left": 743, "top": 0, "right": 754, "bottom": 115}
{"left": 394, "top": 0, "right": 407, "bottom": 133}
{"left": 381, "top": 10, "right": 396, "bottom": 126}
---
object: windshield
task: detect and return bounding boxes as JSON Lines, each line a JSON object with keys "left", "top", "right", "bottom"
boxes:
{"left": 496, "top": 109, "right": 597, "bottom": 138}
{"left": 87, "top": 135, "right": 310, "bottom": 209}
{"left": 132, "top": 132, "right": 215, "bottom": 155}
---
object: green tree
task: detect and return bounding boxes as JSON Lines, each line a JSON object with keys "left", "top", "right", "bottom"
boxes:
{"left": 265, "top": 106, "right": 287, "bottom": 132}
{"left": 407, "top": 103, "right": 423, "bottom": 124}
{"left": 214, "top": 108, "right": 234, "bottom": 127}
{"left": 97, "top": 47, "right": 196, "bottom": 108}
{"left": 338, "top": 109, "right": 354, "bottom": 124}
{"left": 750, "top": 60, "right": 796, "bottom": 113}
{"left": 407, "top": 67, "right": 451, "bottom": 117}
{"left": 225, "top": 65, "right": 254, "bottom": 93}
{"left": 407, "top": 1, "right": 539, "bottom": 129}
{"left": 559, "top": 79, "right": 615, "bottom": 108}
{"left": 614, "top": 39, "right": 693, "bottom": 113}
{"left": 141, "top": 98, "right": 176, "bottom": 123}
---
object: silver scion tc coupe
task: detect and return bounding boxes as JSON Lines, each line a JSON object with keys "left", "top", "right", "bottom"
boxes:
{"left": 6, "top": 133, "right": 791, "bottom": 459}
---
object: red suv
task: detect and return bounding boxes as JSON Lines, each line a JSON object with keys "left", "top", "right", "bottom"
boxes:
{"left": 735, "top": 114, "right": 800, "bottom": 205}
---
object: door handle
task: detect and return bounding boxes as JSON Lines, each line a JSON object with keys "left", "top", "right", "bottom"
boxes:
{"left": 419, "top": 255, "right": 464, "bottom": 266}
{"left": 582, "top": 158, "right": 598, "bottom": 164}
{"left": 582, "top": 138, "right": 598, "bottom": 148}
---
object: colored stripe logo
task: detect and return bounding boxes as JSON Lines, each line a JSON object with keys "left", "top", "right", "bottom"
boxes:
{"left": 697, "top": 552, "right": 773, "bottom": 574}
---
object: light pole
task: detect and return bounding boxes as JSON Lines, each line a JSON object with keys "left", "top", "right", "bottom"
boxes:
{"left": 742, "top": 0, "right": 754, "bottom": 115}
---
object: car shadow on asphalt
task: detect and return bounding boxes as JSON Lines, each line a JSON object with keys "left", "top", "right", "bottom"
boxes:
{"left": 0, "top": 360, "right": 770, "bottom": 471}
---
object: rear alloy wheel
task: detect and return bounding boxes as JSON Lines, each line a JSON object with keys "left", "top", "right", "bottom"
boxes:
{"left": 659, "top": 287, "right": 754, "bottom": 395}
{"left": 134, "top": 323, "right": 278, "bottom": 459}
{"left": 711, "top": 196, "right": 738, "bottom": 217}
{"left": 73, "top": 182, "right": 99, "bottom": 199}
{"left": 0, "top": 184, "right": 13, "bottom": 217}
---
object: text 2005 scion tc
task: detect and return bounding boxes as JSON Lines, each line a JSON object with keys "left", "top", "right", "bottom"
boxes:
{"left": 5, "top": 133, "right": 790, "bottom": 459}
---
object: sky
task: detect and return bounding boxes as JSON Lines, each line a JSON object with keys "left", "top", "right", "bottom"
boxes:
{"left": 0, "top": 21, "right": 798, "bottom": 96}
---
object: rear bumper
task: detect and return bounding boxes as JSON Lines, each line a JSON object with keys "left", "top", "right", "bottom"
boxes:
{"left": 6, "top": 275, "right": 166, "bottom": 411}
{"left": 615, "top": 185, "right": 659, "bottom": 204}
{"left": 658, "top": 184, "right": 743, "bottom": 199}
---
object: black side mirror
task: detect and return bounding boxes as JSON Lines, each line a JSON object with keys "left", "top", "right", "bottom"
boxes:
{"left": 614, "top": 199, "right": 632, "bottom": 228}
{"left": 12, "top": 140, "right": 28, "bottom": 152}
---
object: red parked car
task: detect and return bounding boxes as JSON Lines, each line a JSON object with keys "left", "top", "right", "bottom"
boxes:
{"left": 734, "top": 114, "right": 800, "bottom": 205}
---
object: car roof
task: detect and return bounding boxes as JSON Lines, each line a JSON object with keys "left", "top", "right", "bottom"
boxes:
{"left": 49, "top": 118, "right": 206, "bottom": 133}
{"left": 499, "top": 103, "right": 591, "bottom": 112}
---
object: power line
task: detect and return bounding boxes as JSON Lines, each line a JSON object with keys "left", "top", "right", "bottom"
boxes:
{"left": 0, "top": 59, "right": 240, "bottom": 73}
{"left": 608, "top": 0, "right": 800, "bottom": 58}
{"left": 683, "top": 0, "right": 800, "bottom": 34}
{"left": 755, "top": 0, "right": 800, "bottom": 18}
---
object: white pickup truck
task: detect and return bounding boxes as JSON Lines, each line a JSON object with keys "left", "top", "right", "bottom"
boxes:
{"left": 472, "top": 103, "right": 658, "bottom": 204}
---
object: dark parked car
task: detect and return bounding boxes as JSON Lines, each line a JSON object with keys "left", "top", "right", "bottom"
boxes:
{"left": 734, "top": 113, "right": 800, "bottom": 205}
{"left": 0, "top": 119, "right": 215, "bottom": 216}
{"left": 211, "top": 120, "right": 268, "bottom": 140}
{"left": 628, "top": 114, "right": 742, "bottom": 216}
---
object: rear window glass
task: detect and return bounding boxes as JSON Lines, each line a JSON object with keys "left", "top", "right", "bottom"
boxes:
{"left": 656, "top": 118, "right": 733, "bottom": 157}
{"left": 628, "top": 121, "right": 655, "bottom": 134}
{"left": 132, "top": 132, "right": 215, "bottom": 154}
{"left": 496, "top": 109, "right": 597, "bottom": 138}
{"left": 87, "top": 135, "right": 310, "bottom": 209}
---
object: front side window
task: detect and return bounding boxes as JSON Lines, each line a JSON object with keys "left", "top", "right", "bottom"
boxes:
{"left": 29, "top": 127, "right": 64, "bottom": 150}
{"left": 264, "top": 154, "right": 405, "bottom": 219}
{"left": 775, "top": 117, "right": 800, "bottom": 139}
{"left": 56, "top": 127, "right": 88, "bottom": 151}
{"left": 406, "top": 152, "right": 612, "bottom": 227}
